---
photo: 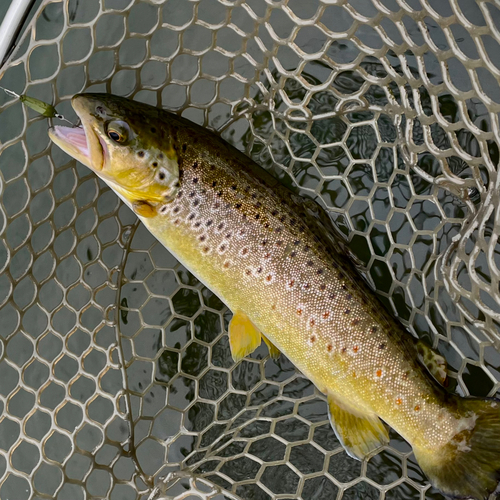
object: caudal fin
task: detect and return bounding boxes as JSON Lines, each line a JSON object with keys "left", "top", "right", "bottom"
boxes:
{"left": 414, "top": 398, "right": 500, "bottom": 499}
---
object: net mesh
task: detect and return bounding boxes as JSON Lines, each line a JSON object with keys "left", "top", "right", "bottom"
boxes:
{"left": 0, "top": 0, "right": 499, "bottom": 499}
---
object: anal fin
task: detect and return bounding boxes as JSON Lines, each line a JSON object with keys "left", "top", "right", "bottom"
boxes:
{"left": 228, "top": 311, "right": 262, "bottom": 362}
{"left": 327, "top": 393, "right": 389, "bottom": 460}
{"left": 416, "top": 340, "right": 448, "bottom": 386}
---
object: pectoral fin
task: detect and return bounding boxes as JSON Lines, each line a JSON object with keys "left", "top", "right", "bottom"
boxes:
{"left": 133, "top": 200, "right": 157, "bottom": 218}
{"left": 416, "top": 340, "right": 448, "bottom": 386}
{"left": 228, "top": 311, "right": 262, "bottom": 361}
{"left": 327, "top": 393, "right": 389, "bottom": 460}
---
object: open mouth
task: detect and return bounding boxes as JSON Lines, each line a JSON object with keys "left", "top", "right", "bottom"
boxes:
{"left": 48, "top": 99, "right": 105, "bottom": 171}
{"left": 49, "top": 125, "right": 90, "bottom": 162}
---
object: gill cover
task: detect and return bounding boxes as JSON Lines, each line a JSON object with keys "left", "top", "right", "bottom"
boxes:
{"left": 49, "top": 93, "right": 180, "bottom": 217}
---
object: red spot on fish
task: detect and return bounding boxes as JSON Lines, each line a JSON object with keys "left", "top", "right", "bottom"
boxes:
{"left": 376, "top": 369, "right": 382, "bottom": 377}
{"left": 310, "top": 334, "right": 316, "bottom": 343}
{"left": 297, "top": 308, "right": 302, "bottom": 315}
{"left": 352, "top": 371, "right": 357, "bottom": 378}
{"left": 288, "top": 279, "right": 295, "bottom": 287}
{"left": 396, "top": 398, "right": 402, "bottom": 405}
{"left": 310, "top": 319, "right": 315, "bottom": 327}
{"left": 327, "top": 344, "right": 333, "bottom": 352}
{"left": 351, "top": 319, "right": 359, "bottom": 326}
{"left": 322, "top": 311, "right": 330, "bottom": 319}
{"left": 264, "top": 252, "right": 271, "bottom": 259}
{"left": 223, "top": 261, "right": 230, "bottom": 268}
{"left": 245, "top": 269, "right": 251, "bottom": 276}
{"left": 266, "top": 274, "right": 272, "bottom": 282}
{"left": 353, "top": 346, "right": 359, "bottom": 353}
{"left": 414, "top": 405, "right": 420, "bottom": 411}
{"left": 341, "top": 347, "right": 347, "bottom": 353}
{"left": 271, "top": 304, "right": 276, "bottom": 310}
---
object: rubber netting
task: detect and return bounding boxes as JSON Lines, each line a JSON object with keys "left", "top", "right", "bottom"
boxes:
{"left": 0, "top": 0, "right": 499, "bottom": 499}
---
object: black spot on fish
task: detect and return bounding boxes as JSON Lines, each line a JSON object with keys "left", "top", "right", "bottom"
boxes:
{"left": 189, "top": 191, "right": 195, "bottom": 198}
{"left": 344, "top": 309, "right": 351, "bottom": 315}
{"left": 231, "top": 185, "right": 237, "bottom": 190}
{"left": 217, "top": 191, "right": 223, "bottom": 197}
{"left": 194, "top": 222, "right": 201, "bottom": 227}
{"left": 159, "top": 153, "right": 164, "bottom": 159}
{"left": 138, "top": 151, "right": 145, "bottom": 157}
{"left": 346, "top": 294, "right": 352, "bottom": 300}
{"left": 317, "top": 269, "right": 324, "bottom": 275}
{"left": 206, "top": 220, "right": 213, "bottom": 226}
{"left": 212, "top": 181, "right": 217, "bottom": 187}
{"left": 193, "top": 178, "right": 198, "bottom": 184}
{"left": 151, "top": 127, "right": 157, "bottom": 133}
{"left": 371, "top": 326, "right": 378, "bottom": 333}
{"left": 379, "top": 343, "right": 386, "bottom": 349}
{"left": 158, "top": 171, "right": 165, "bottom": 180}
{"left": 153, "top": 162, "right": 158, "bottom": 168}
{"left": 271, "top": 210, "right": 278, "bottom": 216}
{"left": 307, "top": 261, "right": 313, "bottom": 267}
{"left": 193, "top": 199, "right": 200, "bottom": 206}
{"left": 294, "top": 240, "right": 300, "bottom": 245}
{"left": 188, "top": 214, "right": 195, "bottom": 220}
{"left": 193, "top": 162, "right": 198, "bottom": 169}
{"left": 173, "top": 207, "right": 180, "bottom": 213}
{"left": 199, "top": 235, "right": 206, "bottom": 241}
{"left": 319, "top": 284, "right": 326, "bottom": 291}
{"left": 290, "top": 251, "right": 297, "bottom": 257}
{"left": 182, "top": 144, "right": 187, "bottom": 152}
{"left": 235, "top": 203, "right": 242, "bottom": 209}
{"left": 255, "top": 214, "right": 260, "bottom": 220}
{"left": 217, "top": 222, "right": 224, "bottom": 230}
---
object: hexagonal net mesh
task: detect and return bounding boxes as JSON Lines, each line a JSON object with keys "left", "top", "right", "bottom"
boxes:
{"left": 0, "top": 0, "right": 500, "bottom": 499}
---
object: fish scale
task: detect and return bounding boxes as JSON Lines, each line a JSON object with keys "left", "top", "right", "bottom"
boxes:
{"left": 145, "top": 115, "right": 455, "bottom": 449}
{"left": 49, "top": 94, "right": 500, "bottom": 500}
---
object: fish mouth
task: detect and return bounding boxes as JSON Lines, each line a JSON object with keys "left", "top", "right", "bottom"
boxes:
{"left": 48, "top": 95, "right": 106, "bottom": 171}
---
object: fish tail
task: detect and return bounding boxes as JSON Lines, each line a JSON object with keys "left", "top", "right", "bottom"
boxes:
{"left": 414, "top": 397, "right": 500, "bottom": 499}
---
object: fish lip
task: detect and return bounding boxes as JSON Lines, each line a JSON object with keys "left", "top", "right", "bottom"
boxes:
{"left": 48, "top": 95, "right": 105, "bottom": 171}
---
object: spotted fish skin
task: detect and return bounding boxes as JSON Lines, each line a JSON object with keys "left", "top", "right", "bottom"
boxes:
{"left": 147, "top": 118, "right": 449, "bottom": 446}
{"left": 49, "top": 94, "right": 500, "bottom": 500}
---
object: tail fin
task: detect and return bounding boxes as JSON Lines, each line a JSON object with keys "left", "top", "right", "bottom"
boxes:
{"left": 414, "top": 398, "right": 500, "bottom": 500}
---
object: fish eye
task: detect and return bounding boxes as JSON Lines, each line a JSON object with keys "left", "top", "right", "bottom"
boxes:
{"left": 106, "top": 120, "right": 130, "bottom": 143}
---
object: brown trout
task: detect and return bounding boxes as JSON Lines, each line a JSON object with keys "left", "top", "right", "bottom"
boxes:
{"left": 49, "top": 94, "right": 500, "bottom": 499}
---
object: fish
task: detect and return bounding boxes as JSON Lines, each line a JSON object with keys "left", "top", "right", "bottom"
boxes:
{"left": 49, "top": 93, "right": 500, "bottom": 500}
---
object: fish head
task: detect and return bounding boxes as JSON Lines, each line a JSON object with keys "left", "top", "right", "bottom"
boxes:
{"left": 49, "top": 93, "right": 179, "bottom": 215}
